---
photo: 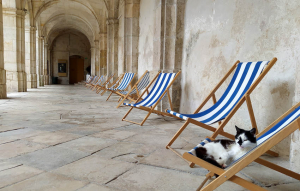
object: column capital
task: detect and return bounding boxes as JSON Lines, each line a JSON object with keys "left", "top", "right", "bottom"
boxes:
{"left": 106, "top": 18, "right": 119, "bottom": 25}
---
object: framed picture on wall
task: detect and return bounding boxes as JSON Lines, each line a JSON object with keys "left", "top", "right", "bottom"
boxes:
{"left": 58, "top": 60, "right": 67, "bottom": 77}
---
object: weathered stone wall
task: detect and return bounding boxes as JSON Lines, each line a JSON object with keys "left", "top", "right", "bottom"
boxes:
{"left": 138, "top": 0, "right": 155, "bottom": 74}
{"left": 51, "top": 33, "right": 90, "bottom": 84}
{"left": 118, "top": 0, "right": 125, "bottom": 75}
{"left": 178, "top": 0, "right": 300, "bottom": 156}
{"left": 137, "top": 0, "right": 299, "bottom": 156}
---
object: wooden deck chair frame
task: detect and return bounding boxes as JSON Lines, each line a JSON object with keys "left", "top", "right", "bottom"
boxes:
{"left": 100, "top": 74, "right": 124, "bottom": 96}
{"left": 166, "top": 58, "right": 278, "bottom": 166}
{"left": 84, "top": 76, "right": 94, "bottom": 85}
{"left": 183, "top": 102, "right": 300, "bottom": 191}
{"left": 116, "top": 70, "right": 149, "bottom": 108}
{"left": 91, "top": 76, "right": 104, "bottom": 91}
{"left": 122, "top": 71, "right": 182, "bottom": 126}
{"left": 105, "top": 73, "right": 136, "bottom": 101}
{"left": 85, "top": 76, "right": 98, "bottom": 88}
{"left": 95, "top": 74, "right": 115, "bottom": 94}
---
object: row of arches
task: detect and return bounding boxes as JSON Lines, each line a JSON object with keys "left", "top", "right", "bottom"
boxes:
{"left": 0, "top": 0, "right": 116, "bottom": 98}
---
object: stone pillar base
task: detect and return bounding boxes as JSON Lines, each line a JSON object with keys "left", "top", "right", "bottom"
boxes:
{"left": 17, "top": 71, "right": 27, "bottom": 92}
{"left": 39, "top": 75, "right": 44, "bottom": 86}
{"left": 0, "top": 69, "right": 7, "bottom": 98}
{"left": 27, "top": 74, "right": 37, "bottom": 88}
{"left": 44, "top": 75, "right": 49, "bottom": 85}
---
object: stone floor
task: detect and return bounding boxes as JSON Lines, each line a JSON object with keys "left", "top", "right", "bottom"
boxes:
{"left": 0, "top": 85, "right": 299, "bottom": 191}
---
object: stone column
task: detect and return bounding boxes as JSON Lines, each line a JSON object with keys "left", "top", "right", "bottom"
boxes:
{"left": 107, "top": 18, "right": 118, "bottom": 79}
{"left": 19, "top": 9, "right": 26, "bottom": 91}
{"left": 3, "top": 8, "right": 26, "bottom": 92}
{"left": 153, "top": 0, "right": 185, "bottom": 112}
{"left": 94, "top": 40, "right": 100, "bottom": 76}
{"left": 38, "top": 36, "right": 44, "bottom": 86}
{"left": 290, "top": 64, "right": 300, "bottom": 173}
{"left": 27, "top": 26, "right": 37, "bottom": 88}
{"left": 100, "top": 33, "right": 107, "bottom": 76}
{"left": 44, "top": 43, "right": 49, "bottom": 85}
{"left": 0, "top": 0, "right": 6, "bottom": 98}
{"left": 125, "top": 0, "right": 140, "bottom": 76}
{"left": 90, "top": 47, "right": 95, "bottom": 76}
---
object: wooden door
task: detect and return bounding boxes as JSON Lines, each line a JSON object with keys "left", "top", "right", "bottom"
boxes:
{"left": 69, "top": 57, "right": 84, "bottom": 84}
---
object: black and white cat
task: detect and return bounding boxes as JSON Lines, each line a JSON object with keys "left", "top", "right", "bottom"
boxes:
{"left": 194, "top": 126, "right": 257, "bottom": 169}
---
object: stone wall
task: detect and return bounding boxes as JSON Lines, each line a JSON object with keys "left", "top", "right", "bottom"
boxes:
{"left": 138, "top": 0, "right": 155, "bottom": 74}
{"left": 179, "top": 0, "right": 300, "bottom": 156}
{"left": 51, "top": 33, "right": 90, "bottom": 84}
{"left": 137, "top": 0, "right": 300, "bottom": 156}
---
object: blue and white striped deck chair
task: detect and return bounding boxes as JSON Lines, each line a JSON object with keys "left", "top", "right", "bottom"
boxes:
{"left": 183, "top": 102, "right": 300, "bottom": 191}
{"left": 100, "top": 74, "right": 125, "bottom": 95}
{"left": 166, "top": 58, "right": 278, "bottom": 160}
{"left": 122, "top": 71, "right": 181, "bottom": 126}
{"left": 96, "top": 74, "right": 115, "bottom": 94}
{"left": 85, "top": 76, "right": 99, "bottom": 87}
{"left": 91, "top": 75, "right": 105, "bottom": 91}
{"left": 106, "top": 72, "right": 136, "bottom": 101}
{"left": 85, "top": 76, "right": 94, "bottom": 84}
{"left": 116, "top": 70, "right": 150, "bottom": 108}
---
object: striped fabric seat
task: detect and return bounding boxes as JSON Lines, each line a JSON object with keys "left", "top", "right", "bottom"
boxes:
{"left": 95, "top": 75, "right": 104, "bottom": 85}
{"left": 119, "top": 71, "right": 150, "bottom": 95}
{"left": 109, "top": 73, "right": 135, "bottom": 91}
{"left": 189, "top": 106, "right": 300, "bottom": 167}
{"left": 86, "top": 76, "right": 93, "bottom": 83}
{"left": 167, "top": 61, "right": 269, "bottom": 125}
{"left": 123, "top": 72, "right": 176, "bottom": 107}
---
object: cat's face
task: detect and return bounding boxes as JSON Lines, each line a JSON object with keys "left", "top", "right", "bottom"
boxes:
{"left": 235, "top": 126, "right": 257, "bottom": 149}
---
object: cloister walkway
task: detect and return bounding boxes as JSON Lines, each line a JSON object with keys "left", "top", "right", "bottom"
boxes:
{"left": 0, "top": 85, "right": 298, "bottom": 190}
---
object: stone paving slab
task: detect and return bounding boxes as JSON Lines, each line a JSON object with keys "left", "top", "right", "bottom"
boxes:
{"left": 0, "top": 172, "right": 88, "bottom": 191}
{"left": 0, "top": 140, "right": 48, "bottom": 160}
{"left": 95, "top": 141, "right": 156, "bottom": 163}
{"left": 53, "top": 155, "right": 135, "bottom": 184}
{"left": 106, "top": 164, "right": 245, "bottom": 191}
{"left": 91, "top": 129, "right": 137, "bottom": 140}
{"left": 11, "top": 146, "right": 89, "bottom": 171}
{"left": 0, "top": 161, "right": 22, "bottom": 171}
{"left": 0, "top": 129, "right": 45, "bottom": 144}
{"left": 0, "top": 165, "right": 43, "bottom": 189}
{"left": 58, "top": 136, "right": 117, "bottom": 153}
{"left": 76, "top": 184, "right": 118, "bottom": 191}
{"left": 24, "top": 131, "right": 82, "bottom": 146}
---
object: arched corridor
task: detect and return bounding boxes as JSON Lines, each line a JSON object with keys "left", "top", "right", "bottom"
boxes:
{"left": 0, "top": 0, "right": 300, "bottom": 190}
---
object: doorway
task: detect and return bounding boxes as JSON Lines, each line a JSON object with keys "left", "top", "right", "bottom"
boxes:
{"left": 69, "top": 55, "right": 84, "bottom": 84}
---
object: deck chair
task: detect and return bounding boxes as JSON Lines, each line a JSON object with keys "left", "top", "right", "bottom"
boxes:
{"left": 85, "top": 76, "right": 94, "bottom": 85}
{"left": 99, "top": 74, "right": 124, "bottom": 95}
{"left": 122, "top": 71, "right": 181, "bottom": 126}
{"left": 166, "top": 58, "right": 278, "bottom": 163}
{"left": 90, "top": 75, "right": 104, "bottom": 91}
{"left": 95, "top": 74, "right": 115, "bottom": 94}
{"left": 105, "top": 72, "right": 136, "bottom": 101}
{"left": 85, "top": 76, "right": 98, "bottom": 88}
{"left": 183, "top": 102, "right": 300, "bottom": 191}
{"left": 116, "top": 70, "right": 150, "bottom": 108}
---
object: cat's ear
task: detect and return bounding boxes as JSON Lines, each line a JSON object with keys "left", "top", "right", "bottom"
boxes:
{"left": 235, "top": 125, "right": 241, "bottom": 133}
{"left": 250, "top": 128, "right": 256, "bottom": 135}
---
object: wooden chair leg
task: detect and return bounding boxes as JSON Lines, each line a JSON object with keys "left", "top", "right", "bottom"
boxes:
{"left": 197, "top": 173, "right": 213, "bottom": 191}
{"left": 106, "top": 92, "right": 113, "bottom": 101}
{"left": 122, "top": 107, "right": 134, "bottom": 121}
{"left": 140, "top": 111, "right": 153, "bottom": 126}
{"left": 166, "top": 120, "right": 190, "bottom": 148}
